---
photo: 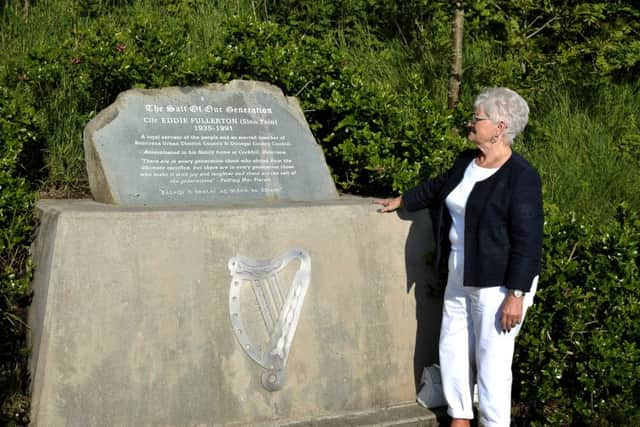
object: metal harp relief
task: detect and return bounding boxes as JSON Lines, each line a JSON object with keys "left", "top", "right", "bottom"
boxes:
{"left": 228, "top": 248, "right": 311, "bottom": 391}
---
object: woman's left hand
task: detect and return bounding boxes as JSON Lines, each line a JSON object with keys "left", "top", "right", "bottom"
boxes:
{"left": 501, "top": 295, "right": 524, "bottom": 332}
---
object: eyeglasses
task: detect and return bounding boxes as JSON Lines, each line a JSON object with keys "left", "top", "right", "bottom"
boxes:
{"left": 471, "top": 115, "right": 492, "bottom": 124}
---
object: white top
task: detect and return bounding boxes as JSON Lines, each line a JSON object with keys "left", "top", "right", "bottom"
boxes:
{"left": 445, "top": 159, "right": 500, "bottom": 252}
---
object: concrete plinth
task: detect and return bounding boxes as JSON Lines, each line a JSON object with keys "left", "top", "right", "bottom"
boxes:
{"left": 28, "top": 198, "right": 442, "bottom": 426}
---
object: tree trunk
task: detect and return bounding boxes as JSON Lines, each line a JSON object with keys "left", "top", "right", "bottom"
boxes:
{"left": 447, "top": 0, "right": 464, "bottom": 109}
{"left": 23, "top": 0, "right": 30, "bottom": 19}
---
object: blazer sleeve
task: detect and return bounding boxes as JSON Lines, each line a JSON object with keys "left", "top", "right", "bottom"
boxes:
{"left": 505, "top": 167, "right": 544, "bottom": 292}
{"left": 401, "top": 150, "right": 475, "bottom": 211}
{"left": 402, "top": 171, "right": 452, "bottom": 211}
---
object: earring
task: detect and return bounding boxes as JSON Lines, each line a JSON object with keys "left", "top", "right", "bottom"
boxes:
{"left": 491, "top": 135, "right": 498, "bottom": 144}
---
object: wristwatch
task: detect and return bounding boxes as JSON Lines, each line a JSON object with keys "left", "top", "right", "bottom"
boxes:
{"left": 508, "top": 289, "right": 526, "bottom": 298}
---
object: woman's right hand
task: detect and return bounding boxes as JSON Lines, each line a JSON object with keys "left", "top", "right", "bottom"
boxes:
{"left": 373, "top": 196, "right": 403, "bottom": 213}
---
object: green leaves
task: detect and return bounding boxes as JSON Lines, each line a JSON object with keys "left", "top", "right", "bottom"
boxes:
{"left": 515, "top": 204, "right": 640, "bottom": 425}
{"left": 466, "top": 1, "right": 640, "bottom": 85}
{"left": 0, "top": 86, "right": 36, "bottom": 426}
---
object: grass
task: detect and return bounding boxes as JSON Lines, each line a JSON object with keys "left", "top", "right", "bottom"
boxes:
{"left": 43, "top": 73, "right": 91, "bottom": 194}
{"left": 525, "top": 82, "right": 640, "bottom": 223}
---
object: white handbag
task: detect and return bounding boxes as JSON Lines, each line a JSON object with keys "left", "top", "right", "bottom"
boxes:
{"left": 416, "top": 364, "right": 447, "bottom": 409}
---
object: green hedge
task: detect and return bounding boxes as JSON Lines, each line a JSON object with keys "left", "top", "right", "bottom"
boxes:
{"left": 0, "top": 86, "right": 38, "bottom": 426}
{"left": 515, "top": 204, "right": 640, "bottom": 425}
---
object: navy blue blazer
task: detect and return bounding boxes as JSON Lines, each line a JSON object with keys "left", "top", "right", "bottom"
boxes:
{"left": 402, "top": 149, "right": 543, "bottom": 292}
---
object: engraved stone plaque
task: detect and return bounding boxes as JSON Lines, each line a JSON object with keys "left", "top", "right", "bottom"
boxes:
{"left": 84, "top": 80, "right": 338, "bottom": 206}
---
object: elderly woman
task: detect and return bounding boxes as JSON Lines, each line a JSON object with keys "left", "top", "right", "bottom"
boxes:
{"left": 375, "top": 87, "right": 543, "bottom": 427}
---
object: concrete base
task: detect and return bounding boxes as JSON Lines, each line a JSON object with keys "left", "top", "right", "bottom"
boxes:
{"left": 280, "top": 403, "right": 443, "bottom": 426}
{"left": 28, "top": 198, "right": 442, "bottom": 426}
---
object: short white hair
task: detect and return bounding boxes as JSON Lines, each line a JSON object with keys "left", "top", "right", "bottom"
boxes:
{"left": 474, "top": 87, "right": 529, "bottom": 144}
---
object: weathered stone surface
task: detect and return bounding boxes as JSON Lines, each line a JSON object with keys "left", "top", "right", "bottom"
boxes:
{"left": 28, "top": 198, "right": 441, "bottom": 427}
{"left": 84, "top": 80, "right": 338, "bottom": 206}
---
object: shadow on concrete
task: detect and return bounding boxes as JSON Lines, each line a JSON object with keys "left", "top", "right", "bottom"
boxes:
{"left": 396, "top": 208, "right": 444, "bottom": 391}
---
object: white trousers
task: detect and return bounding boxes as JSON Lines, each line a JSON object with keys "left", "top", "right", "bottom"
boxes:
{"left": 439, "top": 250, "right": 537, "bottom": 427}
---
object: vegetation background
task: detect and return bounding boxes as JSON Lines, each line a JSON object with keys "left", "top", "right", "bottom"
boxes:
{"left": 1, "top": 0, "right": 639, "bottom": 425}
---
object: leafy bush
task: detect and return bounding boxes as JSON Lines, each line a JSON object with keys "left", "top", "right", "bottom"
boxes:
{"left": 312, "top": 68, "right": 467, "bottom": 194}
{"left": 462, "top": 1, "right": 640, "bottom": 87}
{"left": 0, "top": 86, "right": 39, "bottom": 426}
{"left": 214, "top": 17, "right": 468, "bottom": 194}
{"left": 514, "top": 204, "right": 640, "bottom": 426}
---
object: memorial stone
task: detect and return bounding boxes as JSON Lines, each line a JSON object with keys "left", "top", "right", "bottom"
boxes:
{"left": 84, "top": 80, "right": 338, "bottom": 206}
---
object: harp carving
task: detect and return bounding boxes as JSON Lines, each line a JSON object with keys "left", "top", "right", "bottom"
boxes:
{"left": 228, "top": 248, "right": 311, "bottom": 391}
